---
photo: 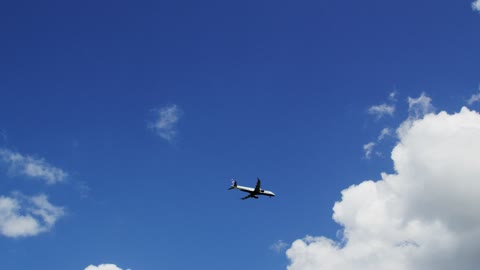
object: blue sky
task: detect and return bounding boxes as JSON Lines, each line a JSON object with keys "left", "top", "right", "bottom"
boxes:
{"left": 1, "top": 1, "right": 480, "bottom": 270}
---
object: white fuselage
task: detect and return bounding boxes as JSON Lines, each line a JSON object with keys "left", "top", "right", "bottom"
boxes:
{"left": 235, "top": 185, "right": 275, "bottom": 197}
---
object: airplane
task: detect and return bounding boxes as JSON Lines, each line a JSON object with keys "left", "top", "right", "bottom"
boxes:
{"left": 228, "top": 178, "right": 275, "bottom": 200}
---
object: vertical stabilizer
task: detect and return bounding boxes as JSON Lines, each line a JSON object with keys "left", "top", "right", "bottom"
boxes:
{"left": 228, "top": 179, "right": 237, "bottom": 190}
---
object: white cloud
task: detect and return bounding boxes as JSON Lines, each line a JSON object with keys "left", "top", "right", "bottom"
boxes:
{"left": 377, "top": 128, "right": 392, "bottom": 141}
{"left": 396, "top": 93, "right": 435, "bottom": 139}
{"left": 0, "top": 193, "right": 64, "bottom": 238}
{"left": 85, "top": 264, "right": 129, "bottom": 270}
{"left": 363, "top": 142, "right": 375, "bottom": 159}
{"left": 287, "top": 107, "right": 480, "bottom": 270}
{"left": 363, "top": 128, "right": 392, "bottom": 159}
{"left": 467, "top": 92, "right": 480, "bottom": 105}
{"left": 149, "top": 104, "right": 181, "bottom": 142}
{"left": 0, "top": 148, "right": 67, "bottom": 184}
{"left": 271, "top": 240, "right": 289, "bottom": 253}
{"left": 388, "top": 91, "right": 398, "bottom": 102}
{"left": 473, "top": 0, "right": 480, "bottom": 12}
{"left": 368, "top": 104, "right": 395, "bottom": 119}
{"left": 407, "top": 92, "right": 434, "bottom": 118}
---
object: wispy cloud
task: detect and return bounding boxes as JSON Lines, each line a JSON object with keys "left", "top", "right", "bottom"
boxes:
{"left": 396, "top": 93, "right": 436, "bottom": 138}
{"left": 368, "top": 91, "right": 399, "bottom": 119}
{"left": 270, "top": 240, "right": 288, "bottom": 253}
{"left": 407, "top": 92, "right": 434, "bottom": 118}
{"left": 0, "top": 193, "right": 64, "bottom": 238}
{"left": 0, "top": 148, "right": 67, "bottom": 184}
{"left": 378, "top": 127, "right": 392, "bottom": 141}
{"left": 85, "top": 264, "right": 130, "bottom": 270}
{"left": 149, "top": 104, "right": 181, "bottom": 143}
{"left": 363, "top": 142, "right": 375, "bottom": 159}
{"left": 368, "top": 103, "right": 395, "bottom": 119}
{"left": 467, "top": 91, "right": 480, "bottom": 105}
{"left": 388, "top": 91, "right": 398, "bottom": 102}
{"left": 473, "top": 0, "right": 480, "bottom": 12}
{"left": 363, "top": 128, "right": 393, "bottom": 159}
{"left": 467, "top": 94, "right": 480, "bottom": 105}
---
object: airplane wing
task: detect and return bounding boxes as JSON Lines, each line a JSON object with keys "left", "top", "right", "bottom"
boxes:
{"left": 254, "top": 178, "right": 261, "bottom": 193}
{"left": 241, "top": 194, "right": 259, "bottom": 200}
{"left": 241, "top": 194, "right": 253, "bottom": 200}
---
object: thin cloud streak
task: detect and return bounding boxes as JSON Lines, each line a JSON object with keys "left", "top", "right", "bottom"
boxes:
{"left": 368, "top": 104, "right": 395, "bottom": 119}
{"left": 0, "top": 148, "right": 67, "bottom": 184}
{"left": 467, "top": 92, "right": 480, "bottom": 105}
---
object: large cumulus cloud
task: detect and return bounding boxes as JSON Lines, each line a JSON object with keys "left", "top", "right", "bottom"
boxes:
{"left": 286, "top": 107, "right": 480, "bottom": 270}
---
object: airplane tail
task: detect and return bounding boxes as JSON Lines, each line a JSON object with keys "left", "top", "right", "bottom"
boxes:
{"left": 228, "top": 179, "right": 237, "bottom": 190}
